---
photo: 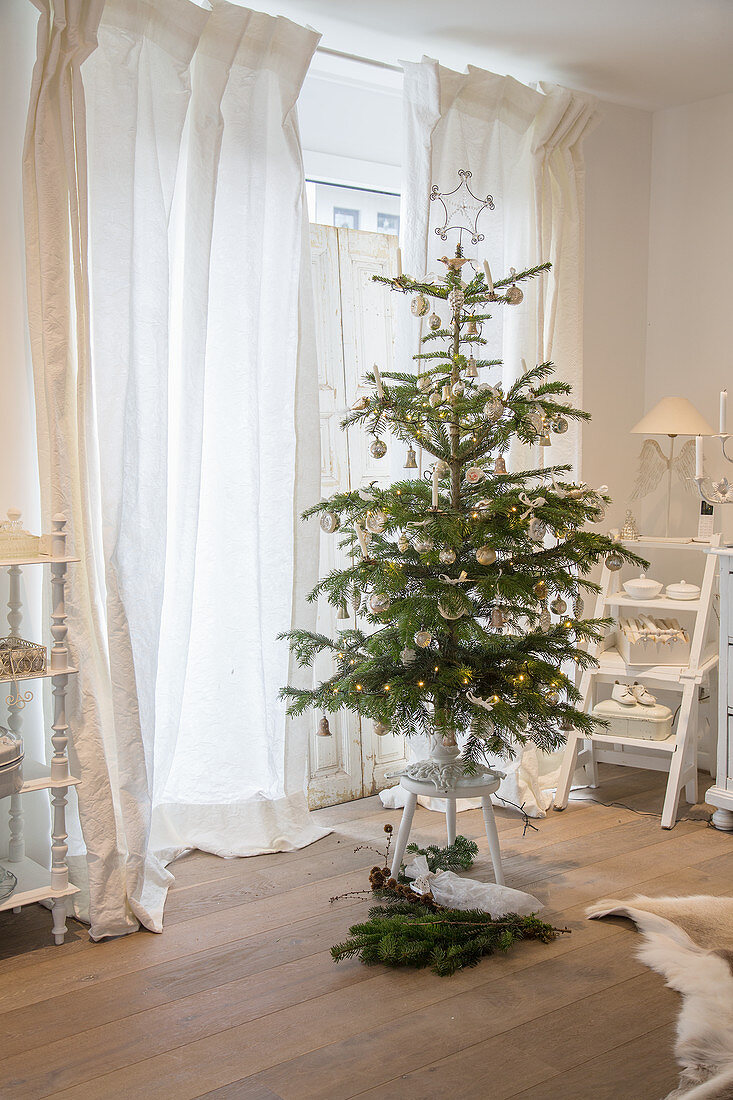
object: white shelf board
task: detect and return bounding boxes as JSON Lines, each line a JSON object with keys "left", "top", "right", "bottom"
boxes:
{"left": 18, "top": 759, "right": 80, "bottom": 792}
{"left": 588, "top": 730, "right": 677, "bottom": 752}
{"left": 0, "top": 856, "right": 78, "bottom": 913}
{"left": 619, "top": 537, "right": 714, "bottom": 552}
{"left": 0, "top": 666, "right": 78, "bottom": 685}
{"left": 604, "top": 594, "right": 701, "bottom": 611}
{"left": 596, "top": 646, "right": 718, "bottom": 682}
{"left": 0, "top": 555, "right": 79, "bottom": 568}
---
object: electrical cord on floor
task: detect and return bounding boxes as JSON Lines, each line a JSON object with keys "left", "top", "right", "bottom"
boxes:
{"left": 567, "top": 792, "right": 714, "bottom": 827}
{"left": 494, "top": 795, "right": 539, "bottom": 836}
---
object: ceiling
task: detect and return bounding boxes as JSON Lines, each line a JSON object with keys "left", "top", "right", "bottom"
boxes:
{"left": 256, "top": 0, "right": 733, "bottom": 111}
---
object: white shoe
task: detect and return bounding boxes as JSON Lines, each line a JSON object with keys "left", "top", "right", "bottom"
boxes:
{"left": 631, "top": 681, "right": 656, "bottom": 706}
{"left": 611, "top": 681, "right": 636, "bottom": 706}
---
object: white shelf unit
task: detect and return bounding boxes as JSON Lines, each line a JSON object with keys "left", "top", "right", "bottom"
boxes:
{"left": 1, "top": 515, "right": 80, "bottom": 943}
{"left": 554, "top": 535, "right": 720, "bottom": 829}
{"left": 706, "top": 547, "right": 733, "bottom": 831}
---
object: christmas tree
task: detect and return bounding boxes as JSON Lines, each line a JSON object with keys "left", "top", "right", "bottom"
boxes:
{"left": 281, "top": 171, "right": 643, "bottom": 784}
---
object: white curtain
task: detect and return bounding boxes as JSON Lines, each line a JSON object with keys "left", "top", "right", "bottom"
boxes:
{"left": 392, "top": 57, "right": 598, "bottom": 817}
{"left": 23, "top": 0, "right": 326, "bottom": 939}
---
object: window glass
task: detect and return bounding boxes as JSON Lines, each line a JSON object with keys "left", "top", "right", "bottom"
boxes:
{"left": 308, "top": 181, "right": 400, "bottom": 235}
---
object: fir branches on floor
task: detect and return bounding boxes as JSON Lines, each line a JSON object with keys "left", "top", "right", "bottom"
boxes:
{"left": 405, "top": 834, "right": 478, "bottom": 874}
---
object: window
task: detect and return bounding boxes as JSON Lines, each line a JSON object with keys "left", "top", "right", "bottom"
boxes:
{"left": 333, "top": 206, "right": 360, "bottom": 230}
{"left": 377, "top": 211, "right": 400, "bottom": 235}
{"left": 307, "top": 181, "right": 400, "bottom": 235}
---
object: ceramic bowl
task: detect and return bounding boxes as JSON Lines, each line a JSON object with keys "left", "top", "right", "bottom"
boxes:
{"left": 665, "top": 579, "right": 700, "bottom": 601}
{"left": 622, "top": 574, "right": 664, "bottom": 600}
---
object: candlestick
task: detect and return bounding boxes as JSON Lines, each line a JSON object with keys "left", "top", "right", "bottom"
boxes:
{"left": 396, "top": 247, "right": 402, "bottom": 278}
{"left": 482, "top": 260, "right": 494, "bottom": 294}
{"left": 720, "top": 389, "right": 728, "bottom": 435}
{"left": 695, "top": 435, "right": 703, "bottom": 479}
{"left": 372, "top": 363, "right": 384, "bottom": 399}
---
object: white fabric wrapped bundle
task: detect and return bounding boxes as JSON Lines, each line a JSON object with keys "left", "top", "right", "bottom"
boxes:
{"left": 404, "top": 854, "right": 542, "bottom": 919}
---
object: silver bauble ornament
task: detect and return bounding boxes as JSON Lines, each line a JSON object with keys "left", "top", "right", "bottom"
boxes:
{"left": 452, "top": 381, "right": 465, "bottom": 397}
{"left": 320, "top": 511, "right": 340, "bottom": 534}
{"left": 528, "top": 517, "right": 547, "bottom": 543}
{"left": 417, "top": 374, "right": 432, "bottom": 392}
{"left": 429, "top": 391, "right": 442, "bottom": 408}
{"left": 476, "top": 545, "right": 497, "bottom": 566}
{"left": 550, "top": 597, "right": 567, "bottom": 615}
{"left": 397, "top": 533, "right": 410, "bottom": 552}
{"left": 533, "top": 580, "right": 548, "bottom": 600}
{"left": 434, "top": 459, "right": 450, "bottom": 477}
{"left": 546, "top": 691, "right": 560, "bottom": 706}
{"left": 365, "top": 510, "right": 387, "bottom": 534}
{"left": 411, "top": 294, "right": 429, "bottom": 317}
{"left": 448, "top": 287, "right": 465, "bottom": 313}
{"left": 400, "top": 647, "right": 417, "bottom": 666}
{"left": 374, "top": 721, "right": 390, "bottom": 737}
{"left": 369, "top": 438, "right": 387, "bottom": 459}
{"left": 605, "top": 553, "right": 623, "bottom": 572}
{"left": 439, "top": 548, "right": 456, "bottom": 565}
{"left": 552, "top": 416, "right": 569, "bottom": 435}
{"left": 414, "top": 630, "right": 433, "bottom": 649}
{"left": 368, "top": 592, "right": 391, "bottom": 614}
{"left": 439, "top": 594, "right": 465, "bottom": 620}
{"left": 505, "top": 284, "right": 523, "bottom": 305}
{"left": 428, "top": 312, "right": 442, "bottom": 331}
{"left": 413, "top": 536, "right": 434, "bottom": 554}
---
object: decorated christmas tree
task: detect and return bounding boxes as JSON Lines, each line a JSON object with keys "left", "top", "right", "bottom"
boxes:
{"left": 281, "top": 170, "right": 642, "bottom": 788}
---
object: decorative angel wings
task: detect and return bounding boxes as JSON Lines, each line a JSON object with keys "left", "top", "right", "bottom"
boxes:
{"left": 630, "top": 438, "right": 697, "bottom": 501}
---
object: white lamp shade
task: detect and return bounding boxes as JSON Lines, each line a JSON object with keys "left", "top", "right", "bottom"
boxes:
{"left": 630, "top": 396, "right": 715, "bottom": 437}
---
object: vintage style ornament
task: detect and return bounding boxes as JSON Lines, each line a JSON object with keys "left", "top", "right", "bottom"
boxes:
{"left": 546, "top": 691, "right": 560, "bottom": 706}
{"left": 369, "top": 592, "right": 391, "bottom": 614}
{"left": 411, "top": 294, "right": 429, "bottom": 317}
{"left": 505, "top": 271, "right": 523, "bottom": 305}
{"left": 465, "top": 466, "right": 484, "bottom": 485}
{"left": 465, "top": 356, "right": 478, "bottom": 379}
{"left": 605, "top": 552, "right": 624, "bottom": 572}
{"left": 448, "top": 287, "right": 465, "bottom": 313}
{"left": 486, "top": 397, "right": 504, "bottom": 423}
{"left": 452, "top": 381, "right": 465, "bottom": 397}
{"left": 404, "top": 447, "right": 418, "bottom": 469}
{"left": 439, "top": 548, "right": 457, "bottom": 564}
{"left": 417, "top": 374, "right": 432, "bottom": 393}
{"left": 533, "top": 580, "right": 548, "bottom": 600}
{"left": 490, "top": 607, "right": 505, "bottom": 630}
{"left": 336, "top": 601, "right": 350, "bottom": 620}
{"left": 476, "top": 545, "right": 496, "bottom": 565}
{"left": 365, "top": 510, "right": 387, "bottom": 534}
{"left": 572, "top": 596, "right": 585, "bottom": 618}
{"left": 428, "top": 390, "right": 442, "bottom": 408}
{"left": 317, "top": 716, "right": 332, "bottom": 737}
{"left": 539, "top": 606, "right": 551, "bottom": 632}
{"left": 620, "top": 509, "right": 640, "bottom": 540}
{"left": 442, "top": 383, "right": 452, "bottom": 402}
{"left": 429, "top": 312, "right": 442, "bottom": 331}
{"left": 400, "top": 647, "right": 417, "bottom": 666}
{"left": 528, "top": 517, "right": 547, "bottom": 542}
{"left": 397, "top": 533, "right": 410, "bottom": 552}
{"left": 413, "top": 536, "right": 434, "bottom": 554}
{"left": 439, "top": 594, "right": 466, "bottom": 620}
{"left": 320, "top": 511, "right": 339, "bottom": 534}
{"left": 351, "top": 395, "right": 369, "bottom": 411}
{"left": 370, "top": 438, "right": 388, "bottom": 459}
{"left": 550, "top": 597, "right": 567, "bottom": 615}
{"left": 552, "top": 416, "right": 569, "bottom": 435}
{"left": 414, "top": 630, "right": 433, "bottom": 649}
{"left": 494, "top": 455, "right": 507, "bottom": 474}
{"left": 466, "top": 319, "right": 478, "bottom": 336}
{"left": 374, "top": 721, "right": 390, "bottom": 737}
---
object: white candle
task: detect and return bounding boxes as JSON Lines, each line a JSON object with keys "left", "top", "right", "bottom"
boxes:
{"left": 372, "top": 363, "right": 384, "bottom": 399}
{"left": 482, "top": 260, "right": 494, "bottom": 294}
{"left": 432, "top": 466, "right": 440, "bottom": 509}
{"left": 520, "top": 357, "right": 529, "bottom": 375}
{"left": 695, "top": 434, "right": 703, "bottom": 479}
{"left": 396, "top": 247, "right": 403, "bottom": 278}
{"left": 720, "top": 389, "right": 728, "bottom": 435}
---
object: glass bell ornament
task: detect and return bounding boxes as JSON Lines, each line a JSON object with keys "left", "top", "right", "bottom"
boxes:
{"left": 413, "top": 535, "right": 434, "bottom": 554}
{"left": 411, "top": 294, "right": 429, "bottom": 317}
{"left": 494, "top": 455, "right": 507, "bottom": 474}
{"left": 605, "top": 552, "right": 623, "bottom": 572}
{"left": 465, "top": 356, "right": 478, "bottom": 379}
{"left": 370, "top": 438, "right": 387, "bottom": 459}
{"left": 414, "top": 629, "right": 433, "bottom": 649}
{"left": 397, "top": 532, "right": 410, "bottom": 552}
{"left": 466, "top": 319, "right": 478, "bottom": 336}
{"left": 528, "top": 517, "right": 547, "bottom": 542}
{"left": 428, "top": 312, "right": 442, "bottom": 331}
{"left": 552, "top": 416, "right": 569, "bottom": 435}
{"left": 317, "top": 716, "right": 332, "bottom": 737}
{"left": 550, "top": 597, "right": 567, "bottom": 615}
{"left": 490, "top": 607, "right": 505, "bottom": 629}
{"left": 336, "top": 600, "right": 350, "bottom": 620}
{"left": 439, "top": 548, "right": 456, "bottom": 565}
{"left": 429, "top": 391, "right": 442, "bottom": 408}
{"left": 620, "top": 509, "right": 639, "bottom": 540}
{"left": 452, "top": 381, "right": 465, "bottom": 397}
{"left": 320, "top": 511, "right": 339, "bottom": 534}
{"left": 448, "top": 286, "right": 465, "bottom": 313}
{"left": 401, "top": 647, "right": 417, "bottom": 666}
{"left": 374, "top": 721, "right": 390, "bottom": 737}
{"left": 533, "top": 580, "right": 548, "bottom": 600}
{"left": 476, "top": 545, "right": 496, "bottom": 566}
{"left": 365, "top": 510, "right": 386, "bottom": 534}
{"left": 417, "top": 374, "right": 432, "bottom": 393}
{"left": 403, "top": 447, "right": 418, "bottom": 470}
{"left": 369, "top": 592, "right": 391, "bottom": 614}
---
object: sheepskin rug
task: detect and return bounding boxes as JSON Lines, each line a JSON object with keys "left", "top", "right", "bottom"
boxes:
{"left": 587, "top": 896, "right": 733, "bottom": 1099}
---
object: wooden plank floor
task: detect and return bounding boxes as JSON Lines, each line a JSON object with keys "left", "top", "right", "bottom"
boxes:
{"left": 0, "top": 765, "right": 729, "bottom": 1099}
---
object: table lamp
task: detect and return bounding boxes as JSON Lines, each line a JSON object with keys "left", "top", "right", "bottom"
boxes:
{"left": 630, "top": 396, "right": 715, "bottom": 536}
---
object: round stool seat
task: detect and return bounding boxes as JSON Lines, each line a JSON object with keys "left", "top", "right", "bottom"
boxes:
{"left": 399, "top": 773, "right": 502, "bottom": 800}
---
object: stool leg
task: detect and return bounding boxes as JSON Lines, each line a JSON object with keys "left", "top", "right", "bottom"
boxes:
{"left": 445, "top": 798, "right": 456, "bottom": 845}
{"left": 481, "top": 796, "right": 505, "bottom": 885}
{"left": 389, "top": 791, "right": 417, "bottom": 877}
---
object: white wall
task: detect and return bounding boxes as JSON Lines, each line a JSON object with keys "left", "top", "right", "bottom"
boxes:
{"left": 644, "top": 91, "right": 733, "bottom": 539}
{"left": 582, "top": 101, "right": 653, "bottom": 530}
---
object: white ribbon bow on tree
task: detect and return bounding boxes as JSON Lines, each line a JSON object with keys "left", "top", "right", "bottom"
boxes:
{"left": 518, "top": 492, "right": 546, "bottom": 520}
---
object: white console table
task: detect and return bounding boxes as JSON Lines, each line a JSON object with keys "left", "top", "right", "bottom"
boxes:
{"left": 707, "top": 547, "right": 733, "bottom": 831}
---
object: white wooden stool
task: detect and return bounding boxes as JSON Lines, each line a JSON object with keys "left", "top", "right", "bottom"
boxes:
{"left": 389, "top": 773, "right": 505, "bottom": 885}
